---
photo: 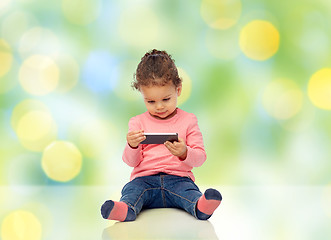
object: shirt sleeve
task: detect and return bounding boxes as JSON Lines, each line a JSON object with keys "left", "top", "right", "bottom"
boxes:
{"left": 182, "top": 114, "right": 207, "bottom": 167}
{"left": 122, "top": 117, "right": 143, "bottom": 167}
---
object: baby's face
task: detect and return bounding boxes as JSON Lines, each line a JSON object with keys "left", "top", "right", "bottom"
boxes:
{"left": 140, "top": 83, "right": 182, "bottom": 120}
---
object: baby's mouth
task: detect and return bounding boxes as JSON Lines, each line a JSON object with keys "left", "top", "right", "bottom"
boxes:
{"left": 156, "top": 111, "right": 167, "bottom": 116}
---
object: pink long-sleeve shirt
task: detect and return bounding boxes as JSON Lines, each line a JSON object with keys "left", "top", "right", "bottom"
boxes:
{"left": 122, "top": 108, "right": 206, "bottom": 181}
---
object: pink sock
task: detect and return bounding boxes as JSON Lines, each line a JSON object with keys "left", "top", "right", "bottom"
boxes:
{"left": 108, "top": 201, "right": 128, "bottom": 221}
{"left": 197, "top": 189, "right": 222, "bottom": 216}
{"left": 102, "top": 200, "right": 128, "bottom": 221}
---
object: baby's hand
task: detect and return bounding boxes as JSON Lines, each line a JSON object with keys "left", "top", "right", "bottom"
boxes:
{"left": 127, "top": 130, "right": 146, "bottom": 148}
{"left": 164, "top": 137, "right": 187, "bottom": 160}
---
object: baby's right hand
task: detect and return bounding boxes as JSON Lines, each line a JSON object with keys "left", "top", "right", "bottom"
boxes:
{"left": 127, "top": 130, "right": 146, "bottom": 148}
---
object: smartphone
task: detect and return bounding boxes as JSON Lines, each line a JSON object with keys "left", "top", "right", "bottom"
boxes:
{"left": 141, "top": 133, "right": 178, "bottom": 144}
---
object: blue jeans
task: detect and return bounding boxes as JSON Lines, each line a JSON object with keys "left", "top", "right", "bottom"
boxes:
{"left": 120, "top": 173, "right": 203, "bottom": 219}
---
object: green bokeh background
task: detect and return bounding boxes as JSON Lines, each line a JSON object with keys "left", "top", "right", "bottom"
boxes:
{"left": 1, "top": 0, "right": 331, "bottom": 187}
{"left": 1, "top": 1, "right": 331, "bottom": 239}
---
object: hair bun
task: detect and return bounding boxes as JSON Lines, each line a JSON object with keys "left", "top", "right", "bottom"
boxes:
{"left": 133, "top": 49, "right": 181, "bottom": 90}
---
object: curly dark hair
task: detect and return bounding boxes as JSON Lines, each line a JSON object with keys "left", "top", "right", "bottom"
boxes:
{"left": 132, "top": 49, "right": 182, "bottom": 90}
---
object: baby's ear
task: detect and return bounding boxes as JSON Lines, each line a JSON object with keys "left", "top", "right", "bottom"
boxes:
{"left": 176, "top": 84, "right": 182, "bottom": 96}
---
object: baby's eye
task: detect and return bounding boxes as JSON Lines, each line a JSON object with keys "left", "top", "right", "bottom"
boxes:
{"left": 163, "top": 98, "right": 170, "bottom": 101}
{"left": 147, "top": 100, "right": 155, "bottom": 104}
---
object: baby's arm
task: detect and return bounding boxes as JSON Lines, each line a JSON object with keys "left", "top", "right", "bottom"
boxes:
{"left": 180, "top": 115, "right": 206, "bottom": 167}
{"left": 122, "top": 118, "right": 144, "bottom": 167}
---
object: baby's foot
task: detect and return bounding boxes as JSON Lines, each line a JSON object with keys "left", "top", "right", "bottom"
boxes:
{"left": 196, "top": 188, "right": 222, "bottom": 220}
{"left": 101, "top": 200, "right": 136, "bottom": 222}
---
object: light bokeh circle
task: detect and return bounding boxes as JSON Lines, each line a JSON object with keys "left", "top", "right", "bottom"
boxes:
{"left": 201, "top": 0, "right": 242, "bottom": 30}
{"left": 0, "top": 0, "right": 12, "bottom": 14}
{"left": 62, "top": 0, "right": 101, "bottom": 25}
{"left": 78, "top": 118, "right": 119, "bottom": 159}
{"left": 11, "top": 99, "right": 49, "bottom": 130}
{"left": 0, "top": 39, "right": 13, "bottom": 77}
{"left": 11, "top": 100, "right": 58, "bottom": 151}
{"left": 15, "top": 110, "right": 57, "bottom": 152}
{"left": 0, "top": 57, "right": 18, "bottom": 94}
{"left": 177, "top": 68, "right": 192, "bottom": 106}
{"left": 1, "top": 210, "right": 42, "bottom": 240}
{"left": 42, "top": 141, "right": 82, "bottom": 182}
{"left": 1, "top": 10, "right": 39, "bottom": 46}
{"left": 262, "top": 79, "right": 303, "bottom": 120}
{"left": 118, "top": 5, "right": 159, "bottom": 48}
{"left": 11, "top": 100, "right": 57, "bottom": 152}
{"left": 239, "top": 20, "right": 280, "bottom": 61}
{"left": 115, "top": 60, "right": 140, "bottom": 101}
{"left": 205, "top": 28, "right": 241, "bottom": 60}
{"left": 18, "top": 27, "right": 60, "bottom": 59}
{"left": 54, "top": 54, "right": 80, "bottom": 92}
{"left": 17, "top": 111, "right": 51, "bottom": 142}
{"left": 308, "top": 68, "right": 331, "bottom": 110}
{"left": 16, "top": 110, "right": 56, "bottom": 140}
{"left": 82, "top": 51, "right": 118, "bottom": 93}
{"left": 19, "top": 55, "right": 59, "bottom": 95}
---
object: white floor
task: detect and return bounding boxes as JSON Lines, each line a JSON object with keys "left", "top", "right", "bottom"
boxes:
{"left": 103, "top": 208, "right": 218, "bottom": 240}
{"left": 1, "top": 185, "right": 330, "bottom": 240}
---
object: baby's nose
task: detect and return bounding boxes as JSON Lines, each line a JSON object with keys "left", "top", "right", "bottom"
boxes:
{"left": 156, "top": 102, "right": 163, "bottom": 109}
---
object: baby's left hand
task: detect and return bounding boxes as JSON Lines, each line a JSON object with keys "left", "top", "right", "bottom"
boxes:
{"left": 164, "top": 137, "right": 187, "bottom": 160}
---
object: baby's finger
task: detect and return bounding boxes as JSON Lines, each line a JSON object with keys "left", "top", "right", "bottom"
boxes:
{"left": 164, "top": 141, "right": 171, "bottom": 149}
{"left": 165, "top": 141, "right": 177, "bottom": 151}
{"left": 131, "top": 135, "right": 145, "bottom": 143}
{"left": 164, "top": 141, "right": 173, "bottom": 147}
{"left": 172, "top": 141, "right": 180, "bottom": 147}
{"left": 129, "top": 131, "right": 144, "bottom": 138}
{"left": 138, "top": 135, "right": 146, "bottom": 142}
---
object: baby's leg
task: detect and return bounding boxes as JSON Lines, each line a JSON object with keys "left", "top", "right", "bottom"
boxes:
{"left": 101, "top": 177, "right": 155, "bottom": 222}
{"left": 164, "top": 176, "right": 221, "bottom": 220}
